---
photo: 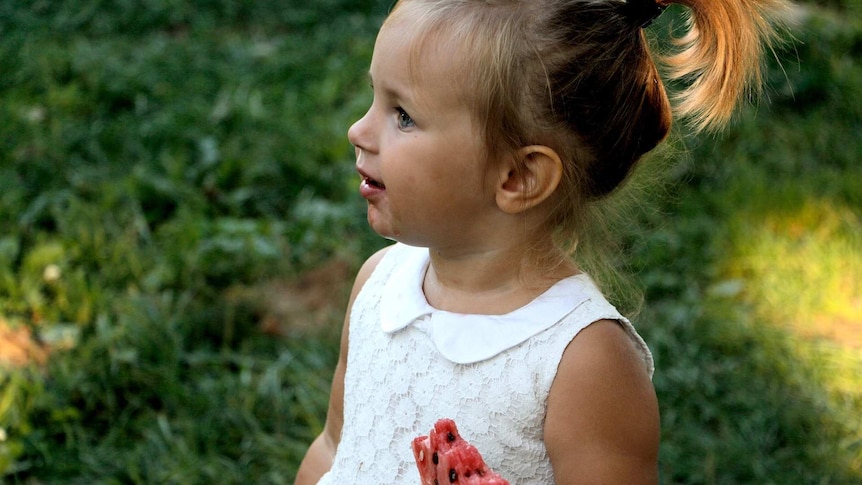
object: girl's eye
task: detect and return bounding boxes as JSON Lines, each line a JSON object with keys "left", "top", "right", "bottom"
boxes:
{"left": 396, "top": 107, "right": 415, "bottom": 129}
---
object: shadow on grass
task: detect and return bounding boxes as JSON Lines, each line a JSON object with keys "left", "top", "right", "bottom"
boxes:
{"left": 645, "top": 283, "right": 861, "bottom": 483}
{"left": 632, "top": 194, "right": 861, "bottom": 483}
{"left": 637, "top": 141, "right": 862, "bottom": 484}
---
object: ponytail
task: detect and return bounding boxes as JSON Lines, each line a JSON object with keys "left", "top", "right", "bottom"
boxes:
{"left": 661, "top": 0, "right": 791, "bottom": 132}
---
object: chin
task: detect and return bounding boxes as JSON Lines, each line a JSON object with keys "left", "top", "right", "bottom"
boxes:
{"left": 366, "top": 212, "right": 395, "bottom": 240}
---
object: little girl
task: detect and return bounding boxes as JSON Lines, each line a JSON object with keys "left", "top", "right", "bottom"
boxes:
{"left": 296, "top": 0, "right": 788, "bottom": 483}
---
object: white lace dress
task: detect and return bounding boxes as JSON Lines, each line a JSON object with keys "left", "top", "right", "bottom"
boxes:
{"left": 316, "top": 243, "right": 653, "bottom": 484}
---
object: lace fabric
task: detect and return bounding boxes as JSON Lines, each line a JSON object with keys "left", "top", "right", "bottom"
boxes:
{"left": 317, "top": 244, "right": 653, "bottom": 484}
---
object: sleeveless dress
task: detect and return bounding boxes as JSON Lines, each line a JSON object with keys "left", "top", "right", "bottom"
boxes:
{"left": 316, "top": 243, "right": 653, "bottom": 484}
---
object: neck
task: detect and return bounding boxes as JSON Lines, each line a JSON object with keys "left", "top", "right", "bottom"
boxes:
{"left": 422, "top": 240, "right": 577, "bottom": 315}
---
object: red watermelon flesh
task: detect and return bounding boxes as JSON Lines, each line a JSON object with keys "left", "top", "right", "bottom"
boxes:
{"left": 411, "top": 418, "right": 510, "bottom": 485}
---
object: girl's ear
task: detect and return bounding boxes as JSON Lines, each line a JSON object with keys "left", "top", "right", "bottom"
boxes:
{"left": 495, "top": 145, "right": 563, "bottom": 214}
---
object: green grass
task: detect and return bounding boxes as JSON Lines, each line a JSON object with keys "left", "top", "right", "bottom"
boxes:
{"left": 1, "top": 0, "right": 860, "bottom": 483}
{"left": 0, "top": 1, "right": 387, "bottom": 482}
{"left": 632, "top": 4, "right": 862, "bottom": 481}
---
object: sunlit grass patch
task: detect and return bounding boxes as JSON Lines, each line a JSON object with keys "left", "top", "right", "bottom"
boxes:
{"left": 722, "top": 195, "right": 862, "bottom": 345}
{"left": 715, "top": 189, "right": 862, "bottom": 472}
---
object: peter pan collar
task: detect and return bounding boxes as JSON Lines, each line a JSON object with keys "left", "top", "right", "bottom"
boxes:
{"left": 380, "top": 246, "right": 592, "bottom": 364}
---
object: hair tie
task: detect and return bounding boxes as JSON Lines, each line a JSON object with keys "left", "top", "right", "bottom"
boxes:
{"left": 623, "top": 0, "right": 668, "bottom": 29}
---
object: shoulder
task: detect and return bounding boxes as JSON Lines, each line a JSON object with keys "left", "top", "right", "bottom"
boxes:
{"left": 337, "top": 243, "right": 396, "bottom": 362}
{"left": 353, "top": 244, "right": 393, "bottom": 290}
{"left": 544, "top": 319, "right": 659, "bottom": 484}
{"left": 316, "top": 246, "right": 395, "bottom": 439}
{"left": 351, "top": 243, "right": 427, "bottom": 302}
{"left": 308, "top": 244, "right": 399, "bottom": 480}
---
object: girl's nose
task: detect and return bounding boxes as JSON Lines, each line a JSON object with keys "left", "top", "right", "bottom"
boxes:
{"left": 347, "top": 110, "right": 376, "bottom": 154}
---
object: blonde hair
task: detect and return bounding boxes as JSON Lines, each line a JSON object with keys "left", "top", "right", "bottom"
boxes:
{"left": 386, "top": 0, "right": 789, "bottom": 247}
{"left": 665, "top": 0, "right": 791, "bottom": 132}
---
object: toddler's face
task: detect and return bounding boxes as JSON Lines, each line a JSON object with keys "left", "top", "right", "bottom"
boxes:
{"left": 347, "top": 10, "right": 503, "bottom": 253}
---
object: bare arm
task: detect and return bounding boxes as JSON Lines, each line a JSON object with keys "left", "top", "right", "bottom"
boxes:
{"left": 544, "top": 319, "right": 660, "bottom": 485}
{"left": 294, "top": 246, "right": 391, "bottom": 485}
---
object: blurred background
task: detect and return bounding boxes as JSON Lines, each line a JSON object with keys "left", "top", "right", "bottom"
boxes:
{"left": 0, "top": 0, "right": 859, "bottom": 483}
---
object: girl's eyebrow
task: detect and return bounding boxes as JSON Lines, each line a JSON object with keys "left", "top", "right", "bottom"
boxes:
{"left": 368, "top": 71, "right": 410, "bottom": 104}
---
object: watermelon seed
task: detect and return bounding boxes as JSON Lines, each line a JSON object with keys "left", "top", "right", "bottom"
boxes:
{"left": 432, "top": 452, "right": 439, "bottom": 465}
{"left": 419, "top": 450, "right": 424, "bottom": 462}
{"left": 433, "top": 480, "right": 439, "bottom": 485}
{"left": 447, "top": 432, "right": 456, "bottom": 442}
{"left": 449, "top": 469, "right": 457, "bottom": 482}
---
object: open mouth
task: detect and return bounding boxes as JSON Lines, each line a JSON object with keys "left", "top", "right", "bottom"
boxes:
{"left": 364, "top": 176, "right": 385, "bottom": 189}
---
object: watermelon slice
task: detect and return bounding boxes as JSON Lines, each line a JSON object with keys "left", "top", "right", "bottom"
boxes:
{"left": 411, "top": 418, "right": 510, "bottom": 485}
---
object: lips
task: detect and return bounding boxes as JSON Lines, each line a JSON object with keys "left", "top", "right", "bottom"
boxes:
{"left": 358, "top": 168, "right": 385, "bottom": 198}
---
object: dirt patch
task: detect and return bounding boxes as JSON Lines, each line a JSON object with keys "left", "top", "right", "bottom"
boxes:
{"left": 0, "top": 318, "right": 49, "bottom": 368}
{"left": 801, "top": 313, "right": 862, "bottom": 350}
{"left": 2, "top": 257, "right": 357, "bottom": 368}
{"left": 226, "top": 257, "right": 355, "bottom": 338}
